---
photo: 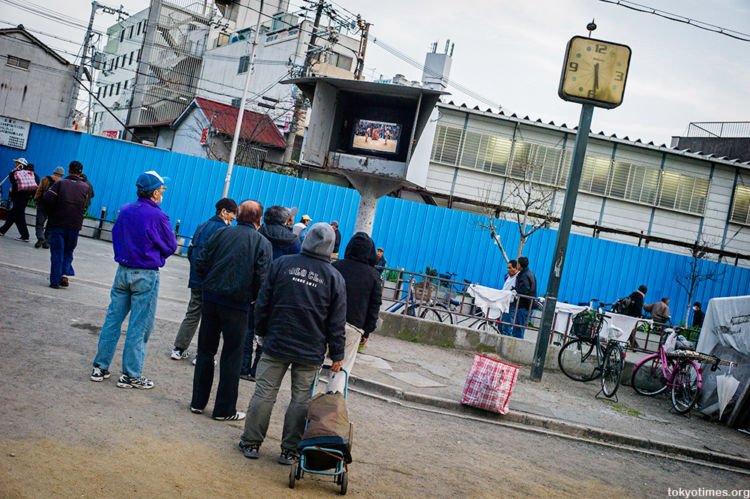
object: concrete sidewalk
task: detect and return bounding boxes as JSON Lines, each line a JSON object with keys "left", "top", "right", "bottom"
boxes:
{"left": 1, "top": 228, "right": 748, "bottom": 468}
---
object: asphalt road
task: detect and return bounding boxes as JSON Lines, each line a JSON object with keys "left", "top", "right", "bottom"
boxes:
{"left": 0, "top": 244, "right": 748, "bottom": 497}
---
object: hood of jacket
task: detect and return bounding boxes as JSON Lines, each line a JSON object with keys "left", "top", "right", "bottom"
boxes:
{"left": 259, "top": 223, "right": 297, "bottom": 247}
{"left": 344, "top": 232, "right": 377, "bottom": 266}
{"left": 301, "top": 222, "right": 334, "bottom": 260}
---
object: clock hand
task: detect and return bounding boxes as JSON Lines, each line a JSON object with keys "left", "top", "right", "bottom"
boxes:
{"left": 594, "top": 63, "right": 600, "bottom": 97}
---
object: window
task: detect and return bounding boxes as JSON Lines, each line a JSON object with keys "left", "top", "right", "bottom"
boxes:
{"left": 6, "top": 55, "right": 30, "bottom": 70}
{"left": 731, "top": 184, "right": 750, "bottom": 225}
{"left": 129, "top": 51, "right": 134, "bottom": 65}
{"left": 607, "top": 160, "right": 661, "bottom": 205}
{"left": 137, "top": 21, "right": 142, "bottom": 36}
{"left": 116, "top": 82, "right": 121, "bottom": 95}
{"left": 120, "top": 30, "right": 125, "bottom": 42}
{"left": 124, "top": 80, "right": 128, "bottom": 90}
{"left": 657, "top": 171, "right": 709, "bottom": 215}
{"left": 459, "top": 131, "right": 511, "bottom": 175}
{"left": 138, "top": 48, "right": 142, "bottom": 61}
{"left": 431, "top": 125, "right": 463, "bottom": 166}
{"left": 114, "top": 56, "right": 119, "bottom": 69}
{"left": 96, "top": 87, "right": 101, "bottom": 99}
{"left": 579, "top": 155, "right": 611, "bottom": 195}
{"left": 231, "top": 97, "right": 242, "bottom": 108}
{"left": 328, "top": 52, "right": 353, "bottom": 71}
{"left": 109, "top": 59, "right": 114, "bottom": 71}
{"left": 128, "top": 26, "right": 134, "bottom": 39}
{"left": 238, "top": 55, "right": 249, "bottom": 74}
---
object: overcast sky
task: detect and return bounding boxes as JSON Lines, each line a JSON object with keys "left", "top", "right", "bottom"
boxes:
{"left": 2, "top": 0, "right": 748, "bottom": 144}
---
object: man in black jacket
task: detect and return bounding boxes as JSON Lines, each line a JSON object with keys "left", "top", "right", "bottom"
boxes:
{"left": 241, "top": 205, "right": 302, "bottom": 379}
{"left": 624, "top": 285, "right": 647, "bottom": 318}
{"left": 190, "top": 200, "right": 272, "bottom": 421}
{"left": 511, "top": 256, "right": 537, "bottom": 339}
{"left": 328, "top": 232, "right": 382, "bottom": 393}
{"left": 42, "top": 161, "right": 91, "bottom": 289}
{"left": 239, "top": 222, "right": 346, "bottom": 465}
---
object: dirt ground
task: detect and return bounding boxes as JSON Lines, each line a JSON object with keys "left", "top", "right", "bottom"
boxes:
{"left": 1, "top": 264, "right": 749, "bottom": 498}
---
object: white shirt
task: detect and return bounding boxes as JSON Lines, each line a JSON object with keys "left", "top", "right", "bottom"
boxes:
{"left": 502, "top": 273, "right": 517, "bottom": 291}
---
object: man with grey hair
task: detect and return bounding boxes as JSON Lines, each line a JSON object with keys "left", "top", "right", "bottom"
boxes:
{"left": 190, "top": 200, "right": 272, "bottom": 421}
{"left": 239, "top": 222, "right": 346, "bottom": 465}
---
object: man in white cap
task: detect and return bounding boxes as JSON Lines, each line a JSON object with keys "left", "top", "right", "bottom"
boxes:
{"left": 0, "top": 157, "right": 37, "bottom": 241}
{"left": 90, "top": 170, "right": 177, "bottom": 389}
{"left": 292, "top": 214, "right": 312, "bottom": 241}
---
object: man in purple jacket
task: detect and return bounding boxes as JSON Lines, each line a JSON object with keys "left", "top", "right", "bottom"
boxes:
{"left": 90, "top": 171, "right": 178, "bottom": 389}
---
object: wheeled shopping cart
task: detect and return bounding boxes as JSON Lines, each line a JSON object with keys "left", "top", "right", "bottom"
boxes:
{"left": 289, "top": 367, "right": 352, "bottom": 495}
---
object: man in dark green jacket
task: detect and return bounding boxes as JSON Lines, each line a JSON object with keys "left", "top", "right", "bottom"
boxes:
{"left": 190, "top": 200, "right": 272, "bottom": 421}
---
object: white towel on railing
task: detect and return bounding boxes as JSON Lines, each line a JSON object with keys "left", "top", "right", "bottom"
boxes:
{"left": 468, "top": 285, "right": 515, "bottom": 319}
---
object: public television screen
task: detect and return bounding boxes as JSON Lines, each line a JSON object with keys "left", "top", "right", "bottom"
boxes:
{"left": 351, "top": 119, "right": 402, "bottom": 155}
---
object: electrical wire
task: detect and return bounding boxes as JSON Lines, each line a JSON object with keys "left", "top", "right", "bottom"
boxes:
{"left": 599, "top": 0, "right": 750, "bottom": 42}
{"left": 369, "top": 36, "right": 504, "bottom": 111}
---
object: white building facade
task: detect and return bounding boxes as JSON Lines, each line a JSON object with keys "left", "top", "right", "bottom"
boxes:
{"left": 421, "top": 103, "right": 750, "bottom": 265}
{"left": 0, "top": 26, "right": 77, "bottom": 130}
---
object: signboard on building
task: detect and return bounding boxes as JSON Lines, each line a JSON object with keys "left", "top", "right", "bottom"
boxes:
{"left": 0, "top": 116, "right": 31, "bottom": 150}
{"left": 102, "top": 130, "right": 119, "bottom": 139}
{"left": 200, "top": 127, "right": 209, "bottom": 144}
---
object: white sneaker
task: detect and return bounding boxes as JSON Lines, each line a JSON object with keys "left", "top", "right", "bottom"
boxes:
{"left": 171, "top": 348, "right": 190, "bottom": 360}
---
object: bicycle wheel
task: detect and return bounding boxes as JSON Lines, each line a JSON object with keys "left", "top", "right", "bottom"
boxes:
{"left": 671, "top": 361, "right": 700, "bottom": 414}
{"left": 601, "top": 343, "right": 624, "bottom": 398}
{"left": 420, "top": 303, "right": 453, "bottom": 324}
{"left": 558, "top": 338, "right": 602, "bottom": 382}
{"left": 631, "top": 354, "right": 669, "bottom": 396}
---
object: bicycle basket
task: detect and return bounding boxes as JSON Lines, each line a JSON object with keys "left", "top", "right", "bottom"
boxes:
{"left": 571, "top": 311, "right": 602, "bottom": 341}
{"left": 413, "top": 281, "right": 433, "bottom": 302}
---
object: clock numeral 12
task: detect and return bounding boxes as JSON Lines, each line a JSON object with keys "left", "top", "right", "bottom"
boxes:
{"left": 595, "top": 44, "right": 607, "bottom": 54}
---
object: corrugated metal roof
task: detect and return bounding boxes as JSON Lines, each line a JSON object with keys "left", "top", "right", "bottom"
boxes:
{"left": 439, "top": 101, "right": 750, "bottom": 168}
{"left": 191, "top": 97, "right": 287, "bottom": 149}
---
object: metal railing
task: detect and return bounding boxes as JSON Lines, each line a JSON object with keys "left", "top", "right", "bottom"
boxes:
{"left": 685, "top": 121, "right": 750, "bottom": 138}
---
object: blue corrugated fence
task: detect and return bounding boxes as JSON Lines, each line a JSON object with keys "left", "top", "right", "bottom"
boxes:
{"left": 2, "top": 123, "right": 748, "bottom": 323}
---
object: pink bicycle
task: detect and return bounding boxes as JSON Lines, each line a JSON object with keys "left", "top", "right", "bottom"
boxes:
{"left": 630, "top": 331, "right": 730, "bottom": 414}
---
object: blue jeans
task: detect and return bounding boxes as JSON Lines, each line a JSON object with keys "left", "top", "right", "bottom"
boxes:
{"left": 512, "top": 307, "right": 529, "bottom": 339}
{"left": 93, "top": 265, "right": 160, "bottom": 378}
{"left": 47, "top": 227, "right": 78, "bottom": 286}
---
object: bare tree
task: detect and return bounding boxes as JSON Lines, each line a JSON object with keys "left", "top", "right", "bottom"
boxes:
{"left": 674, "top": 239, "right": 725, "bottom": 324}
{"left": 478, "top": 160, "right": 556, "bottom": 260}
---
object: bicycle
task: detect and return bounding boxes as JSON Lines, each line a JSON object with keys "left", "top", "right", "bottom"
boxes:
{"left": 557, "top": 308, "right": 626, "bottom": 398}
{"left": 418, "top": 273, "right": 500, "bottom": 332}
{"left": 630, "top": 330, "right": 733, "bottom": 414}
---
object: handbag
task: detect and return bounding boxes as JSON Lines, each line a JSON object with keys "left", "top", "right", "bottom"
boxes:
{"left": 461, "top": 354, "right": 519, "bottom": 414}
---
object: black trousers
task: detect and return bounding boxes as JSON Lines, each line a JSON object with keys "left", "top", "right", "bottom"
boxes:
{"left": 191, "top": 300, "right": 248, "bottom": 418}
{"left": 0, "top": 193, "right": 30, "bottom": 240}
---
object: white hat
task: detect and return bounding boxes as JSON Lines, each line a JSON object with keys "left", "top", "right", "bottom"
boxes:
{"left": 13, "top": 157, "right": 28, "bottom": 167}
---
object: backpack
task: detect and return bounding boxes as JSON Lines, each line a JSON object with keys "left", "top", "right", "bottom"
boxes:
{"left": 13, "top": 169, "right": 37, "bottom": 192}
{"left": 611, "top": 296, "right": 633, "bottom": 314}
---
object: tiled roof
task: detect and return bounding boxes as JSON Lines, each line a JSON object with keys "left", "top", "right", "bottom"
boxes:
{"left": 193, "top": 97, "right": 287, "bottom": 149}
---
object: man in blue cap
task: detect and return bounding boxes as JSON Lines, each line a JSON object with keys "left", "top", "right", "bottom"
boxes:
{"left": 90, "top": 170, "right": 177, "bottom": 389}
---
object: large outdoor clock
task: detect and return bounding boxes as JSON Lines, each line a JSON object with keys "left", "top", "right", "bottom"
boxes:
{"left": 558, "top": 36, "right": 632, "bottom": 109}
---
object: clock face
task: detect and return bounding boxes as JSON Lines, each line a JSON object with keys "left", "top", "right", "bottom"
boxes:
{"left": 558, "top": 36, "right": 632, "bottom": 109}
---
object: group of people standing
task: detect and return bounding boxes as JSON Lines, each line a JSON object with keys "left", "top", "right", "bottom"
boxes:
{"left": 2, "top": 157, "right": 94, "bottom": 289}
{"left": 87, "top": 171, "right": 383, "bottom": 466}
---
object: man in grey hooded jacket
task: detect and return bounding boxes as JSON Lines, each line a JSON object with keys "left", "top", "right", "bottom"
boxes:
{"left": 239, "top": 222, "right": 346, "bottom": 465}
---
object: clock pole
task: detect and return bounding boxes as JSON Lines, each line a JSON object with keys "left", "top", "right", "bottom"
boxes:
{"left": 530, "top": 103, "right": 594, "bottom": 381}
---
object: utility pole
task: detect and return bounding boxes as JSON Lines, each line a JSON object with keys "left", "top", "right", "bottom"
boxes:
{"left": 69, "top": 1, "right": 129, "bottom": 128}
{"left": 222, "top": 0, "right": 264, "bottom": 198}
{"left": 354, "top": 15, "right": 370, "bottom": 80}
{"left": 304, "top": 0, "right": 325, "bottom": 76}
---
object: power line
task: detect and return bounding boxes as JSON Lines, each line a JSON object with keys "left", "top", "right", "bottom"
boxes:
{"left": 369, "top": 36, "right": 504, "bottom": 111}
{"left": 599, "top": 0, "right": 750, "bottom": 42}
